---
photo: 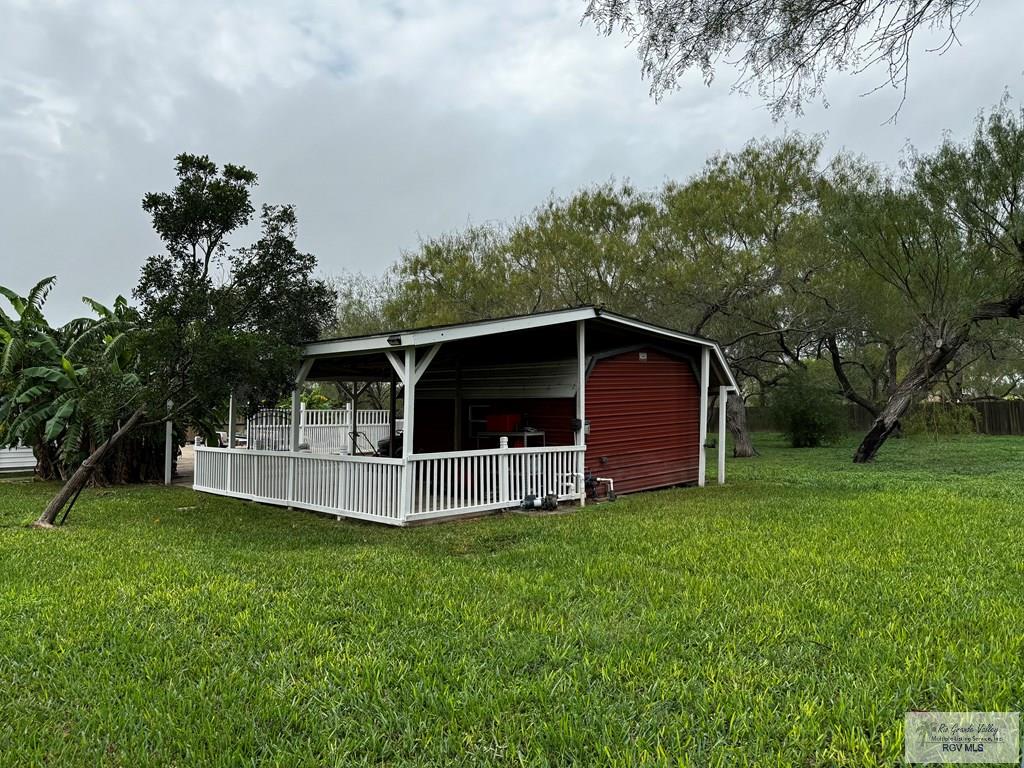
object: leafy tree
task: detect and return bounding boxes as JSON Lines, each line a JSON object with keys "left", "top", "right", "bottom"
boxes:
{"left": 507, "top": 182, "right": 659, "bottom": 317}
{"left": 332, "top": 104, "right": 1024, "bottom": 465}
{"left": 769, "top": 366, "right": 847, "bottom": 447}
{"left": 332, "top": 269, "right": 406, "bottom": 337}
{"left": 822, "top": 102, "right": 1024, "bottom": 461}
{"left": 0, "top": 280, "right": 161, "bottom": 484}
{"left": 5, "top": 154, "right": 335, "bottom": 527}
{"left": 392, "top": 224, "right": 541, "bottom": 326}
{"left": 648, "top": 137, "right": 830, "bottom": 454}
{"left": 0, "top": 278, "right": 67, "bottom": 477}
{"left": 361, "top": 147, "right": 832, "bottom": 458}
{"left": 582, "top": 0, "right": 978, "bottom": 117}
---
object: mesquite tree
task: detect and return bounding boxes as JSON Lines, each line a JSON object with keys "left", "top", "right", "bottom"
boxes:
{"left": 650, "top": 137, "right": 829, "bottom": 456}
{"left": 823, "top": 103, "right": 1024, "bottom": 462}
{"left": 13, "top": 154, "right": 335, "bottom": 527}
{"left": 582, "top": 0, "right": 979, "bottom": 117}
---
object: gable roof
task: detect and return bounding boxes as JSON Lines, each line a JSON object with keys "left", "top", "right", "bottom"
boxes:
{"left": 302, "top": 306, "right": 738, "bottom": 391}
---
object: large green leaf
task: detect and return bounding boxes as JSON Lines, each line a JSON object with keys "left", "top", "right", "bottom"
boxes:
{"left": 14, "top": 384, "right": 50, "bottom": 404}
{"left": 44, "top": 398, "right": 78, "bottom": 442}
{"left": 20, "top": 366, "right": 69, "bottom": 384}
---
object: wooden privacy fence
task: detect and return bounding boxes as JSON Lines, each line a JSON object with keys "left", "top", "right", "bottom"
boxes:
{"left": 194, "top": 443, "right": 585, "bottom": 526}
{"left": 746, "top": 400, "right": 1024, "bottom": 436}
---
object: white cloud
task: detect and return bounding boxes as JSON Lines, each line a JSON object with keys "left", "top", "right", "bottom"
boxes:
{"left": 0, "top": 0, "right": 1021, "bottom": 321}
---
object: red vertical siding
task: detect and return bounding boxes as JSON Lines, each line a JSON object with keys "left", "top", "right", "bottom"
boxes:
{"left": 585, "top": 348, "right": 700, "bottom": 494}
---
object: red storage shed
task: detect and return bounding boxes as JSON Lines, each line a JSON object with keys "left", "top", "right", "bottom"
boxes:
{"left": 585, "top": 348, "right": 702, "bottom": 493}
{"left": 298, "top": 307, "right": 738, "bottom": 516}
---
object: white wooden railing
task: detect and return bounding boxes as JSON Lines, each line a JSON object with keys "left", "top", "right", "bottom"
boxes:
{"left": 246, "top": 408, "right": 397, "bottom": 454}
{"left": 407, "top": 445, "right": 585, "bottom": 522}
{"left": 194, "top": 446, "right": 404, "bottom": 524}
{"left": 193, "top": 444, "right": 585, "bottom": 526}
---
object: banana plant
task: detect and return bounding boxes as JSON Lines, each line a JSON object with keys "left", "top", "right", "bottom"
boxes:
{"left": 0, "top": 278, "right": 141, "bottom": 472}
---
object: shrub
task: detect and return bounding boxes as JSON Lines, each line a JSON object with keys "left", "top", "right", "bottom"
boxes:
{"left": 769, "top": 369, "right": 847, "bottom": 447}
{"left": 903, "top": 403, "right": 980, "bottom": 437}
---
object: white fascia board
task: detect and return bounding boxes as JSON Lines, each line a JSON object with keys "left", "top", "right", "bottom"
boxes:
{"left": 597, "top": 312, "right": 740, "bottom": 391}
{"left": 301, "top": 307, "right": 741, "bottom": 391}
{"left": 401, "top": 307, "right": 596, "bottom": 346}
{"left": 301, "top": 307, "right": 598, "bottom": 358}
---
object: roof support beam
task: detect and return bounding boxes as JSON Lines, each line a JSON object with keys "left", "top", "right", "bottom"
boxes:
{"left": 295, "top": 357, "right": 314, "bottom": 387}
{"left": 413, "top": 343, "right": 442, "bottom": 385}
{"left": 385, "top": 351, "right": 405, "bottom": 382}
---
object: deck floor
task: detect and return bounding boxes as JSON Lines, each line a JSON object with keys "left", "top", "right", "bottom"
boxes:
{"left": 173, "top": 445, "right": 195, "bottom": 487}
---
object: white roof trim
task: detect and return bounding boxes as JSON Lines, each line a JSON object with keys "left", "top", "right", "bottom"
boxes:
{"left": 597, "top": 313, "right": 739, "bottom": 391}
{"left": 302, "top": 307, "right": 739, "bottom": 391}
{"left": 303, "top": 307, "right": 597, "bottom": 357}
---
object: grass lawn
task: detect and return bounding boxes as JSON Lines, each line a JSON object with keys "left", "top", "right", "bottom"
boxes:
{"left": 1, "top": 434, "right": 1023, "bottom": 766}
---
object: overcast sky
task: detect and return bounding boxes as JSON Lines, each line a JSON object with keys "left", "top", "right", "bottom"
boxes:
{"left": 2, "top": 0, "right": 1021, "bottom": 322}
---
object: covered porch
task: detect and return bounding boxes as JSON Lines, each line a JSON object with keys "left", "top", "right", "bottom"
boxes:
{"left": 193, "top": 307, "right": 736, "bottom": 525}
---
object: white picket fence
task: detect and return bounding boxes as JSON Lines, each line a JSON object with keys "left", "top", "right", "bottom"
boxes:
{"left": 246, "top": 408, "right": 396, "bottom": 454}
{"left": 0, "top": 446, "right": 35, "bottom": 474}
{"left": 407, "top": 445, "right": 584, "bottom": 522}
{"left": 194, "top": 447, "right": 404, "bottom": 524}
{"left": 193, "top": 444, "right": 585, "bottom": 526}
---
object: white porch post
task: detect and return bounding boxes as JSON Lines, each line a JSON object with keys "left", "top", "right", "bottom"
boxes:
{"left": 163, "top": 400, "right": 173, "bottom": 486}
{"left": 227, "top": 390, "right": 236, "bottom": 449}
{"left": 576, "top": 320, "right": 586, "bottom": 507}
{"left": 390, "top": 343, "right": 440, "bottom": 522}
{"left": 400, "top": 348, "right": 416, "bottom": 521}
{"left": 698, "top": 348, "right": 709, "bottom": 487}
{"left": 718, "top": 386, "right": 727, "bottom": 485}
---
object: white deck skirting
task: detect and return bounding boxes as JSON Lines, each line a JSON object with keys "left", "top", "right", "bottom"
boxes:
{"left": 193, "top": 444, "right": 585, "bottom": 526}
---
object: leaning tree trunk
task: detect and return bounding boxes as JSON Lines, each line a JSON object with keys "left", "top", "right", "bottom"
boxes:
{"left": 726, "top": 391, "right": 758, "bottom": 458}
{"left": 34, "top": 407, "right": 147, "bottom": 528}
{"left": 853, "top": 336, "right": 965, "bottom": 463}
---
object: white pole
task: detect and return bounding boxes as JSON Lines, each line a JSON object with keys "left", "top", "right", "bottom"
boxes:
{"left": 227, "top": 390, "right": 236, "bottom": 449}
{"left": 164, "top": 399, "right": 173, "bottom": 485}
{"left": 344, "top": 401, "right": 353, "bottom": 455}
{"left": 499, "top": 435, "right": 510, "bottom": 503}
{"left": 290, "top": 389, "right": 301, "bottom": 451}
{"left": 576, "top": 320, "right": 587, "bottom": 507}
{"left": 400, "top": 348, "right": 416, "bottom": 522}
{"left": 718, "top": 386, "right": 727, "bottom": 485}
{"left": 350, "top": 383, "right": 359, "bottom": 455}
{"left": 698, "top": 348, "right": 709, "bottom": 487}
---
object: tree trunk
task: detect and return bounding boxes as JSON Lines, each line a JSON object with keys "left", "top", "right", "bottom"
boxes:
{"left": 726, "top": 391, "right": 758, "bottom": 458}
{"left": 885, "top": 347, "right": 899, "bottom": 398}
{"left": 852, "top": 335, "right": 964, "bottom": 463}
{"left": 34, "top": 407, "right": 147, "bottom": 528}
{"left": 825, "top": 335, "right": 880, "bottom": 418}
